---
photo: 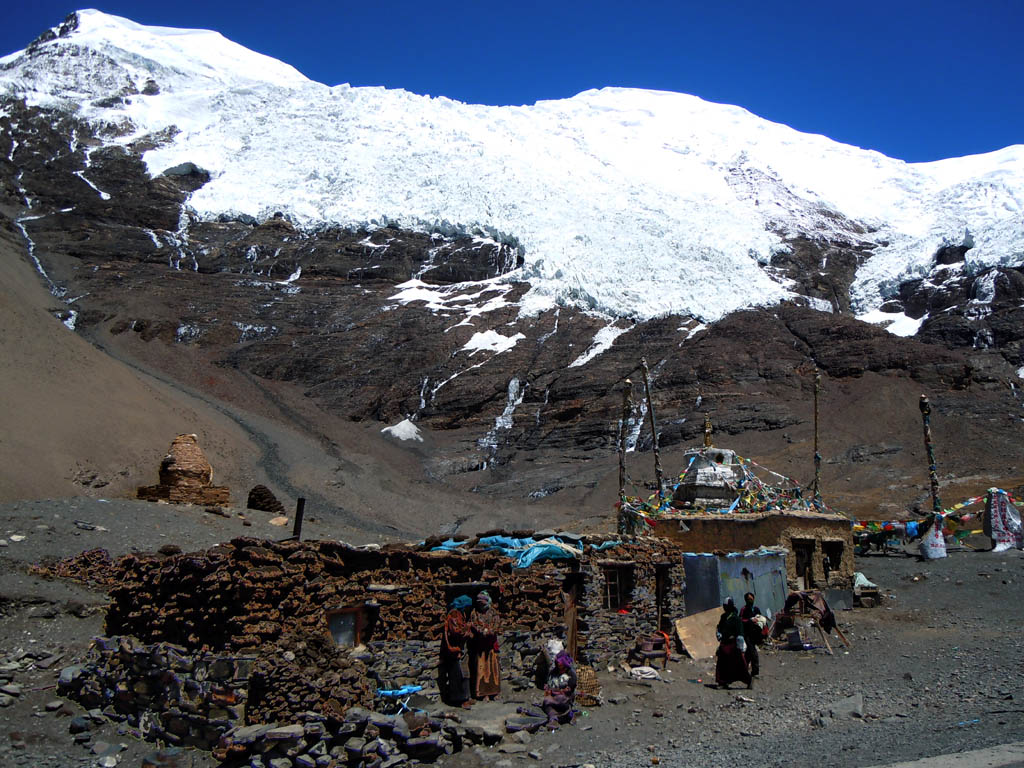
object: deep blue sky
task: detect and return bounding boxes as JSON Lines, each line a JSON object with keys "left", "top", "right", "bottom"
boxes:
{"left": 4, "top": 1, "right": 1021, "bottom": 163}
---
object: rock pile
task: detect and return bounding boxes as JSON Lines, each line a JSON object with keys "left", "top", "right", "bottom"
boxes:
{"left": 58, "top": 636, "right": 254, "bottom": 750}
{"left": 214, "top": 707, "right": 463, "bottom": 767}
{"left": 55, "top": 636, "right": 486, "bottom": 764}
{"left": 137, "top": 434, "right": 231, "bottom": 506}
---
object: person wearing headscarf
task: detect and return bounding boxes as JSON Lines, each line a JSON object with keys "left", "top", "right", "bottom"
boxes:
{"left": 715, "top": 597, "right": 752, "bottom": 689}
{"left": 739, "top": 592, "right": 762, "bottom": 677}
{"left": 542, "top": 651, "right": 577, "bottom": 728}
{"left": 438, "top": 595, "right": 473, "bottom": 708}
{"left": 468, "top": 590, "right": 502, "bottom": 700}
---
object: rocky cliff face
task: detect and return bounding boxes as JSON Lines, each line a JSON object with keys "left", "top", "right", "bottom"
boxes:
{"left": 2, "top": 99, "right": 1022, "bottom": 529}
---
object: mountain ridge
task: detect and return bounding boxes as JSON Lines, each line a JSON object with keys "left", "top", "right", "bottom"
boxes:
{"left": 1, "top": 11, "right": 1023, "bottom": 528}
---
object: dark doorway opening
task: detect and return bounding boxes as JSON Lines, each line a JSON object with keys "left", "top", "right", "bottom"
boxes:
{"left": 792, "top": 538, "right": 816, "bottom": 590}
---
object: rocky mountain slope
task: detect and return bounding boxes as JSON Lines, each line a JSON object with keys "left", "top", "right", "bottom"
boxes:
{"left": 1, "top": 11, "right": 1022, "bottom": 533}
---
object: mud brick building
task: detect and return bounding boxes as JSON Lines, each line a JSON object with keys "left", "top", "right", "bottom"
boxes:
{"left": 650, "top": 511, "right": 855, "bottom": 590}
{"left": 644, "top": 440, "right": 856, "bottom": 591}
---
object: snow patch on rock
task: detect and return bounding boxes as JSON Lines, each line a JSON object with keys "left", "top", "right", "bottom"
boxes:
{"left": 856, "top": 309, "right": 926, "bottom": 337}
{"left": 381, "top": 419, "right": 423, "bottom": 442}
{"left": 569, "top": 324, "right": 629, "bottom": 367}
{"left": 461, "top": 330, "right": 525, "bottom": 356}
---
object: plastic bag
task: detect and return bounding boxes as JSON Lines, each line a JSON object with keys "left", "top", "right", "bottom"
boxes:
{"left": 736, "top": 635, "right": 747, "bottom": 652}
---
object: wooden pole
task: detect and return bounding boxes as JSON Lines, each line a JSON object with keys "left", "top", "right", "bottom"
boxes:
{"left": 832, "top": 624, "right": 852, "bottom": 649}
{"left": 618, "top": 379, "right": 633, "bottom": 536}
{"left": 817, "top": 624, "right": 834, "bottom": 655}
{"left": 813, "top": 370, "right": 822, "bottom": 504}
{"left": 919, "top": 395, "right": 943, "bottom": 514}
{"left": 703, "top": 413, "right": 713, "bottom": 449}
{"left": 640, "top": 358, "right": 664, "bottom": 499}
{"left": 292, "top": 497, "right": 306, "bottom": 540}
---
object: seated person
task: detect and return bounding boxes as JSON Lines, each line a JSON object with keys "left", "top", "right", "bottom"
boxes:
{"left": 542, "top": 652, "right": 577, "bottom": 727}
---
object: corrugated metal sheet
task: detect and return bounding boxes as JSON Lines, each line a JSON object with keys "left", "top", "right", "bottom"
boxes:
{"left": 683, "top": 550, "right": 787, "bottom": 616}
{"left": 682, "top": 553, "right": 720, "bottom": 615}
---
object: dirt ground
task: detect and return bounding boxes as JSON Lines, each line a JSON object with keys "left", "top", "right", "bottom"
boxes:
{"left": 1, "top": 498, "right": 1023, "bottom": 768}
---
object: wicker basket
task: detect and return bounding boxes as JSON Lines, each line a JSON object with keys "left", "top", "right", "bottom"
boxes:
{"left": 575, "top": 664, "right": 602, "bottom": 707}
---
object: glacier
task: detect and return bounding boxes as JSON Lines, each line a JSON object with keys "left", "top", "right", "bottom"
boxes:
{"left": 2, "top": 9, "right": 1023, "bottom": 323}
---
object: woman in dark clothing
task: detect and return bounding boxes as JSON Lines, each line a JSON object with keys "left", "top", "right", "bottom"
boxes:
{"left": 715, "top": 597, "right": 752, "bottom": 689}
{"left": 438, "top": 595, "right": 474, "bottom": 708}
{"left": 739, "top": 592, "right": 762, "bottom": 677}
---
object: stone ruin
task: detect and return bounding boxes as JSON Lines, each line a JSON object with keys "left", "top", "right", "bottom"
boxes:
{"left": 137, "top": 434, "right": 231, "bottom": 506}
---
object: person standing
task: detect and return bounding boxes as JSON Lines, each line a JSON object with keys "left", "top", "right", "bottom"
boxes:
{"left": 469, "top": 590, "right": 502, "bottom": 701}
{"left": 439, "top": 595, "right": 473, "bottom": 708}
{"left": 715, "top": 597, "right": 752, "bottom": 689}
{"left": 739, "top": 591, "right": 762, "bottom": 677}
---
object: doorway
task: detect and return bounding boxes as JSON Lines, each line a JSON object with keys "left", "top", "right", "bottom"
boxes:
{"left": 792, "top": 538, "right": 816, "bottom": 590}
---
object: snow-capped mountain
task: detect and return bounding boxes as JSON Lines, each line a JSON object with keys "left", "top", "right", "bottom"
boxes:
{"left": 3, "top": 9, "right": 1024, "bottom": 523}
{"left": 4, "top": 9, "right": 1022, "bottom": 323}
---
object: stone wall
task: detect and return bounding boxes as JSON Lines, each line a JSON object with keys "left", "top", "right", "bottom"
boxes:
{"left": 577, "top": 540, "right": 687, "bottom": 666}
{"left": 57, "top": 636, "right": 255, "bottom": 750}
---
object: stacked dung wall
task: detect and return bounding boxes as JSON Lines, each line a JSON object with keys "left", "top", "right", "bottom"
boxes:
{"left": 651, "top": 512, "right": 855, "bottom": 589}
{"left": 105, "top": 535, "right": 691, "bottom": 669}
{"left": 47, "top": 533, "right": 695, "bottom": 742}
{"left": 106, "top": 538, "right": 575, "bottom": 652}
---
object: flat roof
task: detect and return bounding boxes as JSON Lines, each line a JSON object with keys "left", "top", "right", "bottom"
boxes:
{"left": 654, "top": 510, "right": 851, "bottom": 523}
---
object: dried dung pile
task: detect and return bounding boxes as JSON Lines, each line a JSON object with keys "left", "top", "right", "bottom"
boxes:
{"left": 29, "top": 547, "right": 120, "bottom": 587}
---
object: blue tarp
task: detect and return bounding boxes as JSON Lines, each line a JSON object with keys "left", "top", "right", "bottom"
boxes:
{"left": 430, "top": 536, "right": 622, "bottom": 568}
{"left": 478, "top": 536, "right": 578, "bottom": 568}
{"left": 377, "top": 685, "right": 422, "bottom": 697}
{"left": 432, "top": 538, "right": 467, "bottom": 551}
